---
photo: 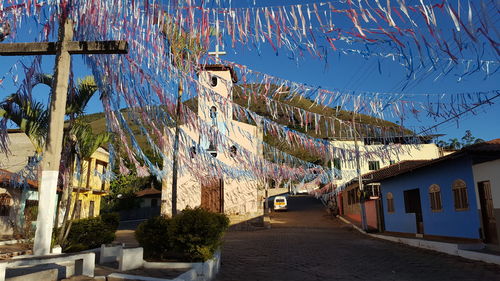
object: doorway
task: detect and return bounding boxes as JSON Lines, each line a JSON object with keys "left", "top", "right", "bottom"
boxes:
{"left": 404, "top": 188, "right": 424, "bottom": 234}
{"left": 201, "top": 178, "right": 224, "bottom": 213}
{"left": 478, "top": 181, "right": 498, "bottom": 244}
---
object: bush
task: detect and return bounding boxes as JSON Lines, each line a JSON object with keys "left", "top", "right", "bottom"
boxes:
{"left": 135, "top": 208, "right": 229, "bottom": 262}
{"left": 135, "top": 216, "right": 172, "bottom": 259}
{"left": 169, "top": 208, "right": 229, "bottom": 262}
{"left": 63, "top": 213, "right": 119, "bottom": 252}
{"left": 101, "top": 212, "right": 120, "bottom": 230}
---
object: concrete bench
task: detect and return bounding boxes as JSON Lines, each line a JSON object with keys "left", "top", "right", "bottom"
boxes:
{"left": 0, "top": 252, "right": 95, "bottom": 281}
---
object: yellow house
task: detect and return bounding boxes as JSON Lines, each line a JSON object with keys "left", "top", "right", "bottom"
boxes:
{"left": 0, "top": 131, "right": 111, "bottom": 234}
{"left": 67, "top": 147, "right": 110, "bottom": 219}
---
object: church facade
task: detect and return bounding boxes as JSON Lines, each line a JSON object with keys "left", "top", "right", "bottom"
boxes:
{"left": 161, "top": 65, "right": 265, "bottom": 222}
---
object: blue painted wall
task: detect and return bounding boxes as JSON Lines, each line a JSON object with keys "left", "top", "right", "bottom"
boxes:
{"left": 381, "top": 156, "right": 481, "bottom": 239}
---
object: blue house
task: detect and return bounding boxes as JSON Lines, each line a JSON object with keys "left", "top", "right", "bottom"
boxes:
{"left": 365, "top": 141, "right": 500, "bottom": 242}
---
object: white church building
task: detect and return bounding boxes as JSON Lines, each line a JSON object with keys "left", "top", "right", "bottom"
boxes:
{"left": 161, "top": 64, "right": 264, "bottom": 223}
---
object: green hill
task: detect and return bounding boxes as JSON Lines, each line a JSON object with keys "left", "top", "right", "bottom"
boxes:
{"left": 80, "top": 85, "right": 409, "bottom": 165}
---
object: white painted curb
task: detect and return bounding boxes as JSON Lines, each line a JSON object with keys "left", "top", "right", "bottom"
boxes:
{"left": 336, "top": 215, "right": 500, "bottom": 266}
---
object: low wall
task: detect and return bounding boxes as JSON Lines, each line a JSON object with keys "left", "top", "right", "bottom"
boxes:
{"left": 101, "top": 244, "right": 220, "bottom": 281}
{"left": 0, "top": 252, "right": 95, "bottom": 281}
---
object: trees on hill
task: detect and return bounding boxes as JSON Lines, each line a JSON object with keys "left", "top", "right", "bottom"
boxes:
{"left": 437, "top": 130, "right": 485, "bottom": 150}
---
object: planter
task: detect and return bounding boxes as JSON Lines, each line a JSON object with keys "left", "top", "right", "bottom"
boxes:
{"left": 143, "top": 250, "right": 221, "bottom": 281}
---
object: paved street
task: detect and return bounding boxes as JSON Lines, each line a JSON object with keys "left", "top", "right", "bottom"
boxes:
{"left": 216, "top": 195, "right": 500, "bottom": 281}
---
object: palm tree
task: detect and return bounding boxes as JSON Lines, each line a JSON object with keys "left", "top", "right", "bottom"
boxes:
{"left": 447, "top": 138, "right": 462, "bottom": 150}
{"left": 61, "top": 122, "right": 109, "bottom": 245}
{"left": 0, "top": 74, "right": 105, "bottom": 245}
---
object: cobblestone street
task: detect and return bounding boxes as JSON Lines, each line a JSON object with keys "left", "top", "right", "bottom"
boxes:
{"left": 216, "top": 195, "right": 500, "bottom": 281}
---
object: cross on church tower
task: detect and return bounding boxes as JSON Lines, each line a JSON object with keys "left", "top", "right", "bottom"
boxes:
{"left": 207, "top": 15, "right": 226, "bottom": 61}
{"left": 0, "top": 17, "right": 128, "bottom": 255}
{"left": 208, "top": 43, "right": 226, "bottom": 60}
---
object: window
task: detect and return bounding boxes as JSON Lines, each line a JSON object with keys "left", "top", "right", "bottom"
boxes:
{"left": 89, "top": 201, "right": 95, "bottom": 218}
{"left": 209, "top": 106, "right": 218, "bottom": 126}
{"left": 389, "top": 160, "right": 396, "bottom": 165}
{"left": 0, "top": 193, "right": 11, "bottom": 216}
{"left": 368, "top": 161, "right": 380, "bottom": 171}
{"left": 429, "top": 184, "right": 442, "bottom": 211}
{"left": 452, "top": 179, "right": 469, "bottom": 210}
{"left": 333, "top": 158, "right": 341, "bottom": 170}
{"left": 347, "top": 188, "right": 360, "bottom": 205}
{"left": 366, "top": 184, "right": 380, "bottom": 198}
{"left": 229, "top": 145, "right": 237, "bottom": 157}
{"left": 95, "top": 160, "right": 108, "bottom": 191}
{"left": 190, "top": 146, "right": 197, "bottom": 158}
{"left": 330, "top": 158, "right": 342, "bottom": 179}
{"left": 386, "top": 192, "right": 395, "bottom": 213}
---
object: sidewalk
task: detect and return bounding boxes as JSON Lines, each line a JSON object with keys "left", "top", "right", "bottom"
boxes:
{"left": 337, "top": 215, "right": 500, "bottom": 266}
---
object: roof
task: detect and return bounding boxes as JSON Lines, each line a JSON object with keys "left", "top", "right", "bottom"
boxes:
{"left": 198, "top": 64, "right": 239, "bottom": 83}
{"left": 0, "top": 169, "right": 38, "bottom": 189}
{"left": 362, "top": 160, "right": 430, "bottom": 185}
{"left": 135, "top": 187, "right": 161, "bottom": 197}
{"left": 462, "top": 138, "right": 500, "bottom": 152}
{"left": 361, "top": 138, "right": 500, "bottom": 185}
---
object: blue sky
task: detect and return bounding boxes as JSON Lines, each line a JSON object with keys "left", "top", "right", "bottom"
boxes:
{"left": 0, "top": 0, "right": 499, "bottom": 143}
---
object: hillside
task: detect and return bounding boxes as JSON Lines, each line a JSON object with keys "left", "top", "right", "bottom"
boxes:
{"left": 80, "top": 85, "right": 410, "bottom": 165}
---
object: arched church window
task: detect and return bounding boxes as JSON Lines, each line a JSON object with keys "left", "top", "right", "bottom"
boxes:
{"left": 229, "top": 145, "right": 237, "bottom": 157}
{"left": 210, "top": 106, "right": 218, "bottom": 126}
{"left": 210, "top": 76, "right": 218, "bottom": 87}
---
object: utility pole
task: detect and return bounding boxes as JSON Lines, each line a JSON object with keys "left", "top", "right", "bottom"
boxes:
{"left": 352, "top": 113, "right": 368, "bottom": 231}
{"left": 0, "top": 17, "right": 127, "bottom": 255}
{"left": 171, "top": 83, "right": 183, "bottom": 216}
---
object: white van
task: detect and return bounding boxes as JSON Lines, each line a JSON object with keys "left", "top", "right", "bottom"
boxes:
{"left": 273, "top": 196, "right": 288, "bottom": 211}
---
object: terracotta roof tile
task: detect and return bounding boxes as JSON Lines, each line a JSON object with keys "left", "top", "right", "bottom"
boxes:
{"left": 135, "top": 187, "right": 161, "bottom": 197}
{"left": 363, "top": 160, "right": 430, "bottom": 184}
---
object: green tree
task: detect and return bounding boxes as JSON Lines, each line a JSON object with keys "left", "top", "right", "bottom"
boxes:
{"left": 0, "top": 74, "right": 108, "bottom": 246}
{"left": 436, "top": 130, "right": 485, "bottom": 150}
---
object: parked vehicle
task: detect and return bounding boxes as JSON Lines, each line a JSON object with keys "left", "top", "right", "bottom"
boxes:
{"left": 273, "top": 196, "right": 288, "bottom": 211}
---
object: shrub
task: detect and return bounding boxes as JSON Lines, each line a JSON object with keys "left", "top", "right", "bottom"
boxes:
{"left": 169, "top": 207, "right": 229, "bottom": 262}
{"left": 101, "top": 212, "right": 120, "bottom": 230}
{"left": 135, "top": 216, "right": 172, "bottom": 259}
{"left": 63, "top": 213, "right": 119, "bottom": 252}
{"left": 135, "top": 208, "right": 230, "bottom": 262}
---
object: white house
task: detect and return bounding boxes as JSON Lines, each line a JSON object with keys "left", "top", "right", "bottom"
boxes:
{"left": 472, "top": 139, "right": 500, "bottom": 245}
{"left": 330, "top": 140, "right": 442, "bottom": 190}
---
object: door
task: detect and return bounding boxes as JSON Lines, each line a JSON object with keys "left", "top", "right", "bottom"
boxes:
{"left": 201, "top": 178, "right": 224, "bottom": 213}
{"left": 404, "top": 189, "right": 424, "bottom": 234}
{"left": 478, "top": 181, "right": 498, "bottom": 244}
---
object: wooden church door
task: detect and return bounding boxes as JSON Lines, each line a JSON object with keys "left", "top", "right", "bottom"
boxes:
{"left": 201, "top": 178, "right": 224, "bottom": 213}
